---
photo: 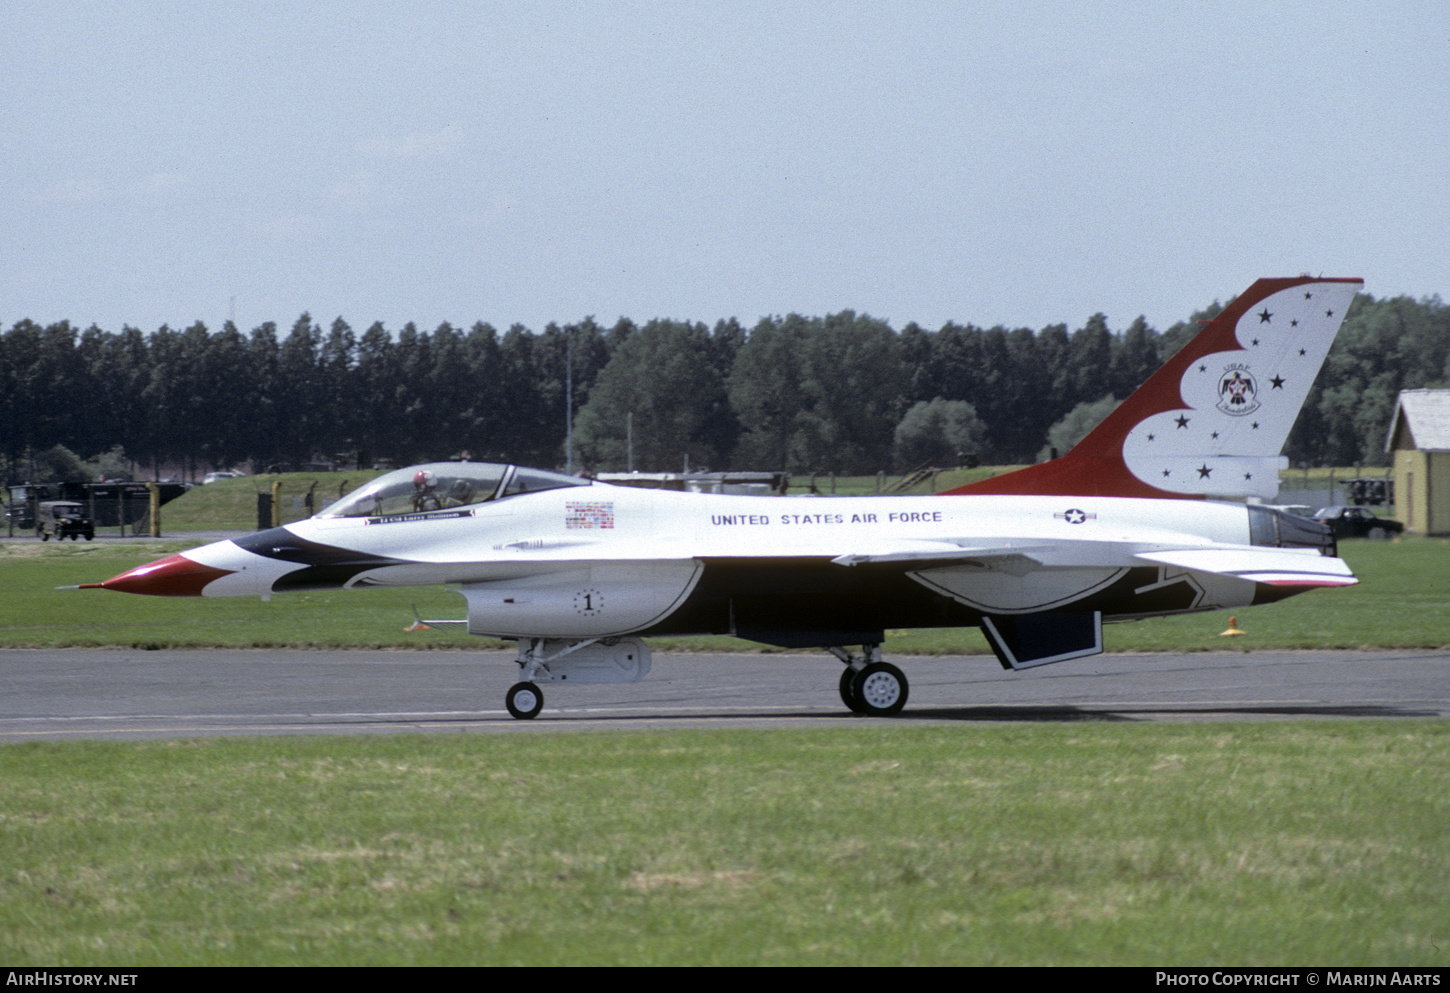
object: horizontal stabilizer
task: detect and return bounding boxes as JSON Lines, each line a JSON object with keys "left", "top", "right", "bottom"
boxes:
{"left": 1134, "top": 547, "right": 1356, "bottom": 587}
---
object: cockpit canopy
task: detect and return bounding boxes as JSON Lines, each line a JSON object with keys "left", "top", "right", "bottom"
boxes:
{"left": 319, "top": 462, "right": 591, "bottom": 519}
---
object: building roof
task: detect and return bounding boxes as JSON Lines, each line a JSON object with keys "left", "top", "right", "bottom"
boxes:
{"left": 1386, "top": 389, "right": 1450, "bottom": 452}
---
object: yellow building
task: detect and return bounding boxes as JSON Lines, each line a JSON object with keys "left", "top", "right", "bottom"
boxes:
{"left": 1386, "top": 389, "right": 1450, "bottom": 535}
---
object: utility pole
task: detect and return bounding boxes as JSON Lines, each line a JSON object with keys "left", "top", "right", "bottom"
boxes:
{"left": 564, "top": 328, "right": 574, "bottom": 474}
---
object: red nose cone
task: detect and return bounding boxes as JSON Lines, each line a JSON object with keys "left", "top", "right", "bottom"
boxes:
{"left": 98, "top": 554, "right": 235, "bottom": 597}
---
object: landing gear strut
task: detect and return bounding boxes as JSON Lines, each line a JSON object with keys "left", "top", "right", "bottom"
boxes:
{"left": 829, "top": 645, "right": 908, "bottom": 716}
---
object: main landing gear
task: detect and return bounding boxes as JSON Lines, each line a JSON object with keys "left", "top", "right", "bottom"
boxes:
{"left": 829, "top": 645, "right": 908, "bottom": 716}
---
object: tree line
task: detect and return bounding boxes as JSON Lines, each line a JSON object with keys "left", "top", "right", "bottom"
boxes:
{"left": 3, "top": 291, "right": 1446, "bottom": 483}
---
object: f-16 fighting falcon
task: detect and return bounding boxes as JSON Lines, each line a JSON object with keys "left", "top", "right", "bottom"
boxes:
{"left": 88, "top": 276, "right": 1363, "bottom": 719}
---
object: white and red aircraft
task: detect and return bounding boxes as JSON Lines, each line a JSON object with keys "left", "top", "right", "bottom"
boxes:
{"left": 89, "top": 276, "right": 1362, "bottom": 719}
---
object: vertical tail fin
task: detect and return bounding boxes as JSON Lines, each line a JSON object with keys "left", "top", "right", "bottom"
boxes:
{"left": 943, "top": 276, "right": 1362, "bottom": 499}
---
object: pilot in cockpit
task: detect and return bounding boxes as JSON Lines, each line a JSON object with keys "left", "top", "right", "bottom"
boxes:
{"left": 446, "top": 478, "right": 474, "bottom": 507}
{"left": 412, "top": 469, "right": 441, "bottom": 511}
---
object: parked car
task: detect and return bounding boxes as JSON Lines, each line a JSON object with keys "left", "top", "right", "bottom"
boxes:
{"left": 36, "top": 500, "right": 94, "bottom": 541}
{"left": 203, "top": 471, "right": 245, "bottom": 484}
{"left": 1312, "top": 505, "right": 1404, "bottom": 539}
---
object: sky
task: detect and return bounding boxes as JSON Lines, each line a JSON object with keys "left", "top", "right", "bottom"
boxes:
{"left": 4, "top": 1, "right": 1448, "bottom": 339}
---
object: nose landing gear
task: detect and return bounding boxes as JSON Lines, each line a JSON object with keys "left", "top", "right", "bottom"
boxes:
{"left": 505, "top": 681, "right": 544, "bottom": 720}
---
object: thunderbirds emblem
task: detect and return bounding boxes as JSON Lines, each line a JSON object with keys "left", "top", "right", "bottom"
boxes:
{"left": 1216, "top": 364, "right": 1260, "bottom": 416}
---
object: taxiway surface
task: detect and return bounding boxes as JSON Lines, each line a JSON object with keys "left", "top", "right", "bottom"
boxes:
{"left": 1, "top": 648, "right": 1446, "bottom": 740}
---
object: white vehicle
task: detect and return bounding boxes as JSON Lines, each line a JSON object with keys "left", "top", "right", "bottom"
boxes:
{"left": 89, "top": 277, "right": 1362, "bottom": 719}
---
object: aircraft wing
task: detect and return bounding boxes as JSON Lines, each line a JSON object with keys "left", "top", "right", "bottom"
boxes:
{"left": 830, "top": 536, "right": 1355, "bottom": 585}
{"left": 829, "top": 541, "right": 1040, "bottom": 568}
{"left": 829, "top": 537, "right": 1140, "bottom": 570}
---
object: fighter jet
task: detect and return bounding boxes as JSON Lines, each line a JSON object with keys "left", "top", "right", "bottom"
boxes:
{"left": 89, "top": 276, "right": 1362, "bottom": 719}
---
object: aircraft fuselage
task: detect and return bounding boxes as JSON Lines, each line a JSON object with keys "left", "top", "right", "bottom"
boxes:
{"left": 103, "top": 484, "right": 1348, "bottom": 649}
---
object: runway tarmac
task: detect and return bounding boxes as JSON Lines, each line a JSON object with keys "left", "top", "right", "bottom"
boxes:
{"left": 1, "top": 647, "right": 1446, "bottom": 740}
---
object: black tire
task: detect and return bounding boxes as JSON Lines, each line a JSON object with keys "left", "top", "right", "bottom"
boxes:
{"left": 505, "top": 681, "right": 544, "bottom": 720}
{"left": 852, "top": 662, "right": 909, "bottom": 717}
{"left": 839, "top": 666, "right": 867, "bottom": 713}
{"left": 40, "top": 531, "right": 49, "bottom": 542}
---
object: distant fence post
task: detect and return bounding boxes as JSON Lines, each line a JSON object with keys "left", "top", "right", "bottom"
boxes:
{"left": 147, "top": 483, "right": 161, "bottom": 537}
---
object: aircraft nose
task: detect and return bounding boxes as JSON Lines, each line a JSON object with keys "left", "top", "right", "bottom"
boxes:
{"left": 89, "top": 553, "right": 235, "bottom": 597}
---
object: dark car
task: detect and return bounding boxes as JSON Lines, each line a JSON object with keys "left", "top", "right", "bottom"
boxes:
{"left": 1312, "top": 505, "right": 1404, "bottom": 539}
{"left": 36, "top": 500, "right": 94, "bottom": 541}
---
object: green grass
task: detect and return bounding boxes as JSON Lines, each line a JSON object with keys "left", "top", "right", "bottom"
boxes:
{"left": 1, "top": 722, "right": 1445, "bottom": 965}
{"left": 0, "top": 540, "right": 502, "bottom": 650}
{"left": 160, "top": 471, "right": 383, "bottom": 531}
{"left": 3, "top": 535, "right": 1446, "bottom": 651}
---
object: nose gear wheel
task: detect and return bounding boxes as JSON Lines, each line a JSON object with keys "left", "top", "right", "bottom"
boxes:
{"left": 505, "top": 681, "right": 544, "bottom": 720}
